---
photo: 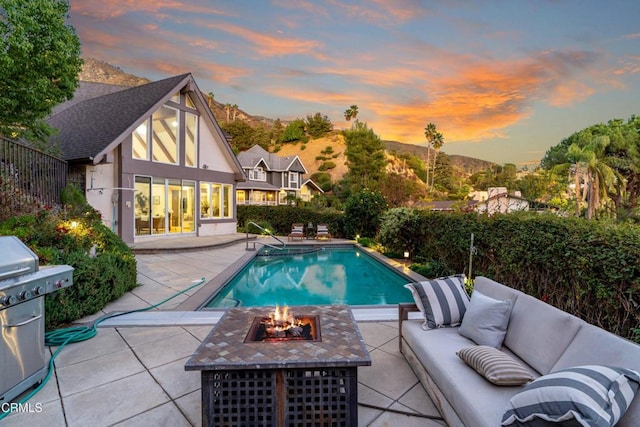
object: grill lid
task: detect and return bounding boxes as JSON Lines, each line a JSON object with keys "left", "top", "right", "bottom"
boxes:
{"left": 0, "top": 236, "right": 39, "bottom": 281}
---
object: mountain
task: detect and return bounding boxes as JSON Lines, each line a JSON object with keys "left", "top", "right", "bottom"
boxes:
{"left": 383, "top": 140, "right": 494, "bottom": 175}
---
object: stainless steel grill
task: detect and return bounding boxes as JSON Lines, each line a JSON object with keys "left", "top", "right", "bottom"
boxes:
{"left": 0, "top": 236, "right": 74, "bottom": 403}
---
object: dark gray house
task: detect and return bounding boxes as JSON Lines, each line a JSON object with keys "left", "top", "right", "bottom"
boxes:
{"left": 235, "top": 145, "right": 322, "bottom": 205}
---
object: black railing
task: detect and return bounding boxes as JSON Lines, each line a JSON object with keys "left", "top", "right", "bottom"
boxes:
{"left": 0, "top": 137, "right": 67, "bottom": 211}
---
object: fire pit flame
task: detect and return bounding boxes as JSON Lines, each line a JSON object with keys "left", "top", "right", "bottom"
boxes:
{"left": 245, "top": 306, "right": 320, "bottom": 342}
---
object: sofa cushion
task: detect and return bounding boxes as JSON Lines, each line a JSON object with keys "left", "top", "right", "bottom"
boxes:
{"left": 402, "top": 321, "right": 537, "bottom": 426}
{"left": 404, "top": 274, "right": 469, "bottom": 329}
{"left": 458, "top": 290, "right": 512, "bottom": 348}
{"left": 473, "top": 276, "right": 522, "bottom": 305}
{"left": 503, "top": 292, "right": 582, "bottom": 375}
{"left": 501, "top": 365, "right": 640, "bottom": 427}
{"left": 551, "top": 323, "right": 640, "bottom": 427}
{"left": 457, "top": 345, "right": 534, "bottom": 386}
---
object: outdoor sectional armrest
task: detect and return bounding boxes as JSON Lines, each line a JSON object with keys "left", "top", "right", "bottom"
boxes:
{"left": 398, "top": 303, "right": 419, "bottom": 351}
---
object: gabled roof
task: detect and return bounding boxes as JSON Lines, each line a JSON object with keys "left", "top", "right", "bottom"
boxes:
{"left": 237, "top": 145, "right": 307, "bottom": 173}
{"left": 302, "top": 179, "right": 324, "bottom": 193}
{"left": 48, "top": 73, "right": 190, "bottom": 162}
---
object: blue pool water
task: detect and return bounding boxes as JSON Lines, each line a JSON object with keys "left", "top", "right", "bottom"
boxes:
{"left": 205, "top": 246, "right": 413, "bottom": 307}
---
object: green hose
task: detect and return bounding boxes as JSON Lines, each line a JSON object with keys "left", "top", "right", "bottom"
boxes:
{"left": 0, "top": 277, "right": 207, "bottom": 421}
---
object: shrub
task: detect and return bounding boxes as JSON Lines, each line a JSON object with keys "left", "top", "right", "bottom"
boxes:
{"left": 0, "top": 203, "right": 137, "bottom": 331}
{"left": 342, "top": 190, "right": 387, "bottom": 238}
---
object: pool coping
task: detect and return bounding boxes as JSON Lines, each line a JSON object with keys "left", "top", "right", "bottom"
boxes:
{"left": 174, "top": 242, "right": 427, "bottom": 312}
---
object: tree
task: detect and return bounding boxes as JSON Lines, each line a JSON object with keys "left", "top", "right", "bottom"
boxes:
{"left": 305, "top": 112, "right": 332, "bottom": 138}
{"left": 207, "top": 92, "right": 214, "bottom": 109}
{"left": 342, "top": 121, "right": 386, "bottom": 192}
{"left": 281, "top": 118, "right": 306, "bottom": 143}
{"left": 430, "top": 130, "right": 445, "bottom": 192}
{"left": 0, "top": 0, "right": 82, "bottom": 142}
{"left": 344, "top": 105, "right": 359, "bottom": 121}
{"left": 423, "top": 123, "right": 438, "bottom": 189}
{"left": 343, "top": 190, "right": 387, "bottom": 238}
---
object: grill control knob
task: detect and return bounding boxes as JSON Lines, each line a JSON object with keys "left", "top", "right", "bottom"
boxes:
{"left": 18, "top": 290, "right": 32, "bottom": 301}
{"left": 32, "top": 286, "right": 45, "bottom": 296}
{"left": 1, "top": 295, "right": 17, "bottom": 306}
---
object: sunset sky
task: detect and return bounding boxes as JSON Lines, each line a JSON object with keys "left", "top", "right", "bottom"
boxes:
{"left": 69, "top": 0, "right": 640, "bottom": 166}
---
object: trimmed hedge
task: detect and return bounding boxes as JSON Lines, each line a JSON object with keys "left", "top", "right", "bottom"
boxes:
{"left": 379, "top": 210, "right": 640, "bottom": 342}
{"left": 237, "top": 205, "right": 344, "bottom": 237}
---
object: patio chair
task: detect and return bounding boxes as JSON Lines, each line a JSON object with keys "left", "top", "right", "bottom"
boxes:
{"left": 288, "top": 223, "right": 305, "bottom": 241}
{"left": 316, "top": 223, "right": 332, "bottom": 241}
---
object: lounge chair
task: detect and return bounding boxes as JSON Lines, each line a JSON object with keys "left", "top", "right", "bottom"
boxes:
{"left": 316, "top": 223, "right": 332, "bottom": 241}
{"left": 288, "top": 223, "right": 305, "bottom": 241}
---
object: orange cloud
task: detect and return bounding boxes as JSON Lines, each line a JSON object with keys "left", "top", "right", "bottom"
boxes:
{"left": 197, "top": 21, "right": 325, "bottom": 59}
{"left": 71, "top": 0, "right": 227, "bottom": 19}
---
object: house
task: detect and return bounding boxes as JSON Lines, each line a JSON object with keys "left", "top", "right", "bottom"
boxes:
{"left": 47, "top": 74, "right": 245, "bottom": 243}
{"left": 235, "top": 145, "right": 323, "bottom": 205}
{"left": 474, "top": 187, "right": 530, "bottom": 215}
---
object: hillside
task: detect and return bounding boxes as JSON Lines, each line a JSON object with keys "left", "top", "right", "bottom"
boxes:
{"left": 384, "top": 140, "right": 494, "bottom": 175}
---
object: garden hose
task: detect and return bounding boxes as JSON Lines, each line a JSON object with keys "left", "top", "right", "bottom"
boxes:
{"left": 0, "top": 277, "right": 207, "bottom": 421}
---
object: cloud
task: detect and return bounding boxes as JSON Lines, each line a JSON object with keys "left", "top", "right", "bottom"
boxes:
{"left": 71, "top": 0, "right": 228, "bottom": 20}
{"left": 197, "top": 21, "right": 326, "bottom": 59}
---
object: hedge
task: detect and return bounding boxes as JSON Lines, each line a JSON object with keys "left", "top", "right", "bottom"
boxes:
{"left": 237, "top": 205, "right": 345, "bottom": 237}
{"left": 379, "top": 210, "right": 640, "bottom": 342}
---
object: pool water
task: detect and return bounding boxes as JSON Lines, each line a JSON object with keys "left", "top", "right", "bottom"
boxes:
{"left": 205, "top": 246, "right": 413, "bottom": 307}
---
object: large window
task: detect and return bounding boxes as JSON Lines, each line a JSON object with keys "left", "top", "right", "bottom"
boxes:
{"left": 200, "top": 182, "right": 233, "bottom": 219}
{"left": 152, "top": 106, "right": 179, "bottom": 164}
{"left": 132, "top": 121, "right": 149, "bottom": 160}
{"left": 135, "top": 176, "right": 196, "bottom": 236}
{"left": 185, "top": 112, "right": 197, "bottom": 167}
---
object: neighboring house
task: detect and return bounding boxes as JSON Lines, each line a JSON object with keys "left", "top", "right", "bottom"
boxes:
{"left": 474, "top": 187, "right": 530, "bottom": 215}
{"left": 47, "top": 73, "right": 245, "bottom": 243}
{"left": 235, "top": 145, "right": 323, "bottom": 205}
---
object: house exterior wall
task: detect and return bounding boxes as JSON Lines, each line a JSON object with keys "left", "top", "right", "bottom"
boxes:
{"left": 114, "top": 109, "right": 238, "bottom": 243}
{"left": 84, "top": 160, "right": 119, "bottom": 232}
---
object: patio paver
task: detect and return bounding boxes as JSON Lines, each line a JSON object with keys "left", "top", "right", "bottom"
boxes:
{"left": 1, "top": 236, "right": 445, "bottom": 426}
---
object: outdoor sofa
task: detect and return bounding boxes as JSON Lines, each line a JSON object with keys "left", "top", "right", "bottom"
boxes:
{"left": 399, "top": 275, "right": 640, "bottom": 427}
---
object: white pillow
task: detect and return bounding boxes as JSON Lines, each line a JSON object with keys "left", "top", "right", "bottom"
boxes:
{"left": 404, "top": 274, "right": 469, "bottom": 330}
{"left": 502, "top": 365, "right": 640, "bottom": 427}
{"left": 458, "top": 290, "right": 512, "bottom": 348}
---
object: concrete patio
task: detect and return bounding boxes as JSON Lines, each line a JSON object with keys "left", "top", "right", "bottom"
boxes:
{"left": 2, "top": 235, "right": 445, "bottom": 426}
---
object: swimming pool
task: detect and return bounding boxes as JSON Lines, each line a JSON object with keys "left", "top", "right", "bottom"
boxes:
{"left": 203, "top": 245, "right": 415, "bottom": 308}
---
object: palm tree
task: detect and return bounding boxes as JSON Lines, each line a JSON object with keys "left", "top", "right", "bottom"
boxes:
{"left": 232, "top": 104, "right": 238, "bottom": 121}
{"left": 565, "top": 136, "right": 619, "bottom": 218}
{"left": 344, "top": 105, "right": 359, "bottom": 121}
{"left": 225, "top": 103, "right": 231, "bottom": 122}
{"left": 207, "top": 92, "right": 214, "bottom": 109}
{"left": 431, "top": 131, "right": 445, "bottom": 192}
{"left": 424, "top": 123, "right": 443, "bottom": 190}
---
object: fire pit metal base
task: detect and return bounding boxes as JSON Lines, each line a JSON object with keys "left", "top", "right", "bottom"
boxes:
{"left": 186, "top": 305, "right": 371, "bottom": 427}
{"left": 202, "top": 367, "right": 356, "bottom": 426}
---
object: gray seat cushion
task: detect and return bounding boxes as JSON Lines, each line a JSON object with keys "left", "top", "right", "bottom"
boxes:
{"left": 503, "top": 292, "right": 582, "bottom": 375}
{"left": 402, "top": 321, "right": 537, "bottom": 427}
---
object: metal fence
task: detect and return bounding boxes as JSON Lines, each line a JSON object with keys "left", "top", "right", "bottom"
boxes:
{"left": 0, "top": 137, "right": 67, "bottom": 211}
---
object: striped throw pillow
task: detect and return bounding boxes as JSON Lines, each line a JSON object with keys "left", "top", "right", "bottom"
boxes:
{"left": 457, "top": 346, "right": 534, "bottom": 386}
{"left": 502, "top": 365, "right": 640, "bottom": 427}
{"left": 404, "top": 275, "right": 469, "bottom": 330}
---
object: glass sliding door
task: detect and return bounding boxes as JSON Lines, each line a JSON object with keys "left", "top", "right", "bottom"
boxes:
{"left": 182, "top": 181, "right": 195, "bottom": 232}
{"left": 168, "top": 179, "right": 181, "bottom": 234}
{"left": 152, "top": 177, "right": 166, "bottom": 234}
{"left": 134, "top": 176, "right": 151, "bottom": 236}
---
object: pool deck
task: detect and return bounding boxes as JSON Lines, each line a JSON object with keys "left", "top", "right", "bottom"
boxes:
{"left": 2, "top": 234, "right": 445, "bottom": 427}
